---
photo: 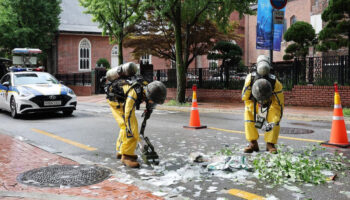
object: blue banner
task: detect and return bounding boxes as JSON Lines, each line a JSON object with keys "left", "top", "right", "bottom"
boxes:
{"left": 256, "top": 0, "right": 285, "bottom": 51}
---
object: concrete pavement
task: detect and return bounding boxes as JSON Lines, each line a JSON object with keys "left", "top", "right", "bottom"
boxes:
{"left": 0, "top": 94, "right": 347, "bottom": 200}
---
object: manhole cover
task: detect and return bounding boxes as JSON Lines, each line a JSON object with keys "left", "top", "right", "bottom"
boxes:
{"left": 280, "top": 127, "right": 314, "bottom": 134}
{"left": 17, "top": 165, "right": 111, "bottom": 187}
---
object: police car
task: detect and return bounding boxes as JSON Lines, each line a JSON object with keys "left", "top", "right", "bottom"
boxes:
{"left": 0, "top": 68, "right": 77, "bottom": 118}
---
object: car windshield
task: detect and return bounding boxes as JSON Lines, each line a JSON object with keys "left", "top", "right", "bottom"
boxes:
{"left": 14, "top": 73, "right": 59, "bottom": 85}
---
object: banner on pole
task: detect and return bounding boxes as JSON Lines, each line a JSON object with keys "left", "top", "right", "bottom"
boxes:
{"left": 256, "top": 0, "right": 285, "bottom": 51}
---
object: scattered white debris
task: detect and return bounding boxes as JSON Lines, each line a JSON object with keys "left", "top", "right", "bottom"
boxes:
{"left": 265, "top": 194, "right": 279, "bottom": 200}
{"left": 152, "top": 191, "right": 168, "bottom": 197}
{"left": 340, "top": 191, "right": 350, "bottom": 198}
{"left": 90, "top": 186, "right": 101, "bottom": 189}
{"left": 283, "top": 184, "right": 304, "bottom": 193}
{"left": 194, "top": 185, "right": 202, "bottom": 190}
{"left": 59, "top": 185, "right": 71, "bottom": 189}
{"left": 207, "top": 186, "right": 218, "bottom": 193}
{"left": 15, "top": 136, "right": 25, "bottom": 141}
{"left": 81, "top": 189, "right": 91, "bottom": 193}
{"left": 193, "top": 191, "right": 201, "bottom": 197}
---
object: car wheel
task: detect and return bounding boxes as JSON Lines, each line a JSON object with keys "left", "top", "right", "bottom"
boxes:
{"left": 10, "top": 97, "right": 19, "bottom": 119}
{"left": 62, "top": 110, "right": 73, "bottom": 116}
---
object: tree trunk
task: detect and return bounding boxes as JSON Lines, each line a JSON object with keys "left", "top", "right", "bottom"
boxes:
{"left": 174, "top": 3, "right": 186, "bottom": 103}
{"left": 118, "top": 32, "right": 124, "bottom": 65}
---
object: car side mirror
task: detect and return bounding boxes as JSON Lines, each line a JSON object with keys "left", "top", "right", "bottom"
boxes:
{"left": 3, "top": 81, "right": 9, "bottom": 87}
{"left": 59, "top": 80, "right": 65, "bottom": 85}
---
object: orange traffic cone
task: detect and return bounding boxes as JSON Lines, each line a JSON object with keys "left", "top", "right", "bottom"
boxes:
{"left": 183, "top": 85, "right": 207, "bottom": 129}
{"left": 321, "top": 83, "right": 350, "bottom": 148}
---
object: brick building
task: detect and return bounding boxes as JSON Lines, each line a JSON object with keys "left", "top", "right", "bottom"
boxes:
{"left": 48, "top": 0, "right": 246, "bottom": 75}
{"left": 244, "top": 0, "right": 330, "bottom": 66}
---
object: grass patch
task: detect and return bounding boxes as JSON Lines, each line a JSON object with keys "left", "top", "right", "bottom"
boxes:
{"left": 165, "top": 99, "right": 191, "bottom": 107}
{"left": 343, "top": 108, "right": 350, "bottom": 117}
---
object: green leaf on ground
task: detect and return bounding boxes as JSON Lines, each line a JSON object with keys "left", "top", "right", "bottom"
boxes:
{"left": 252, "top": 145, "right": 349, "bottom": 185}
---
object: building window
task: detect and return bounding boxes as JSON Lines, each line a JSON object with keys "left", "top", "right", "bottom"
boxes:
{"left": 140, "top": 54, "right": 151, "bottom": 64}
{"left": 290, "top": 15, "right": 297, "bottom": 25}
{"left": 79, "top": 38, "right": 91, "bottom": 71}
{"left": 171, "top": 60, "right": 176, "bottom": 69}
{"left": 111, "top": 45, "right": 119, "bottom": 68}
{"left": 208, "top": 59, "right": 218, "bottom": 71}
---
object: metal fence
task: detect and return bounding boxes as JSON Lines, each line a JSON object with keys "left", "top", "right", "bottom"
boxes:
{"left": 153, "top": 68, "right": 246, "bottom": 89}
{"left": 55, "top": 72, "right": 91, "bottom": 86}
{"left": 273, "top": 55, "right": 349, "bottom": 89}
{"left": 153, "top": 55, "right": 349, "bottom": 90}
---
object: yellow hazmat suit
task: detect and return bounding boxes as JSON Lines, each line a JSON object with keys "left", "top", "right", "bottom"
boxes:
{"left": 241, "top": 73, "right": 284, "bottom": 144}
{"left": 108, "top": 84, "right": 141, "bottom": 156}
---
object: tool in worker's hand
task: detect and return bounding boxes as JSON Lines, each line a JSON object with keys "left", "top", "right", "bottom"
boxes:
{"left": 138, "top": 106, "right": 159, "bottom": 165}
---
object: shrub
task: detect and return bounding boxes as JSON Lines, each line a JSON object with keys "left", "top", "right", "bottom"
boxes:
{"left": 96, "top": 58, "right": 110, "bottom": 69}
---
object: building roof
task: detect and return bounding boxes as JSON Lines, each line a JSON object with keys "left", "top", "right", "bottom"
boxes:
{"left": 59, "top": 0, "right": 102, "bottom": 33}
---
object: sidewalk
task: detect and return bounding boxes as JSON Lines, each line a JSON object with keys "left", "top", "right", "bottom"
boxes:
{"left": 0, "top": 134, "right": 163, "bottom": 200}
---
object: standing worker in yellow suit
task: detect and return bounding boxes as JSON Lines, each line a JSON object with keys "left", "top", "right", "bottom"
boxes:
{"left": 106, "top": 63, "right": 167, "bottom": 168}
{"left": 241, "top": 55, "right": 284, "bottom": 153}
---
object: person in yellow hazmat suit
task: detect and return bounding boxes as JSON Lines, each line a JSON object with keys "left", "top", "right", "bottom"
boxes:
{"left": 106, "top": 72, "right": 167, "bottom": 168}
{"left": 241, "top": 55, "right": 284, "bottom": 153}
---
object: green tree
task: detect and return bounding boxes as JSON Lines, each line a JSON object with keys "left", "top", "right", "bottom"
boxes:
{"left": 79, "top": 0, "right": 147, "bottom": 65}
{"left": 317, "top": 0, "right": 350, "bottom": 59}
{"left": 207, "top": 41, "right": 242, "bottom": 87}
{"left": 0, "top": 0, "right": 61, "bottom": 56}
{"left": 283, "top": 21, "right": 316, "bottom": 61}
{"left": 149, "top": 0, "right": 255, "bottom": 103}
{"left": 124, "top": 13, "right": 241, "bottom": 67}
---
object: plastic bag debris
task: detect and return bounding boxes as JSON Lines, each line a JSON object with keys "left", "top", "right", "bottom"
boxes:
{"left": 207, "top": 156, "right": 252, "bottom": 171}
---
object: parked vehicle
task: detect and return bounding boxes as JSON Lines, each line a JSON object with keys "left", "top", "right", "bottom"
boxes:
{"left": 0, "top": 68, "right": 77, "bottom": 118}
{"left": 186, "top": 72, "right": 199, "bottom": 81}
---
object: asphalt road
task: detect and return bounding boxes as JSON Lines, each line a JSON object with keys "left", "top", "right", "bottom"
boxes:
{"left": 0, "top": 102, "right": 350, "bottom": 200}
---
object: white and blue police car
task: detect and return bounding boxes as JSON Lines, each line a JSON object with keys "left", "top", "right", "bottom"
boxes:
{"left": 0, "top": 67, "right": 77, "bottom": 118}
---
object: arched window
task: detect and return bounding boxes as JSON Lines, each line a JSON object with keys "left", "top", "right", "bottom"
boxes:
{"left": 79, "top": 38, "right": 91, "bottom": 71}
{"left": 140, "top": 54, "right": 152, "bottom": 64}
{"left": 290, "top": 15, "right": 297, "bottom": 25}
{"left": 111, "top": 45, "right": 119, "bottom": 68}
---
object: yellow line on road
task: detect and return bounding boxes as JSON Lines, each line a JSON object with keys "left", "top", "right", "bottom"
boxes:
{"left": 208, "top": 127, "right": 324, "bottom": 143}
{"left": 31, "top": 128, "right": 97, "bottom": 151}
{"left": 228, "top": 189, "right": 265, "bottom": 200}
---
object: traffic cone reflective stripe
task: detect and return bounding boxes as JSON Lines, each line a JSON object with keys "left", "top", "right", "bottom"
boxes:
{"left": 321, "top": 83, "right": 350, "bottom": 148}
{"left": 184, "top": 85, "right": 206, "bottom": 129}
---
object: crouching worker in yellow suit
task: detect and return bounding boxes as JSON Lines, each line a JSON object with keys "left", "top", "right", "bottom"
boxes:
{"left": 241, "top": 55, "right": 284, "bottom": 154}
{"left": 106, "top": 71, "right": 167, "bottom": 168}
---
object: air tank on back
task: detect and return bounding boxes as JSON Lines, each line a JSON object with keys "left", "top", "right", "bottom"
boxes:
{"left": 106, "top": 62, "right": 138, "bottom": 82}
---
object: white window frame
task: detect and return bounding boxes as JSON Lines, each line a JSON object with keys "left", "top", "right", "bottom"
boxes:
{"left": 208, "top": 50, "right": 219, "bottom": 71}
{"left": 78, "top": 38, "right": 91, "bottom": 71}
{"left": 140, "top": 54, "right": 152, "bottom": 64}
{"left": 208, "top": 59, "right": 218, "bottom": 71}
{"left": 111, "top": 45, "right": 119, "bottom": 68}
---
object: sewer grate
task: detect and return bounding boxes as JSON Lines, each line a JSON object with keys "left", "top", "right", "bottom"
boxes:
{"left": 280, "top": 127, "right": 314, "bottom": 134}
{"left": 17, "top": 165, "right": 111, "bottom": 188}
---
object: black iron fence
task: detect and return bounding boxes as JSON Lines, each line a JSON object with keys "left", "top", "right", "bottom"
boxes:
{"left": 154, "top": 55, "right": 349, "bottom": 90}
{"left": 153, "top": 68, "right": 246, "bottom": 89}
{"left": 273, "top": 55, "right": 349, "bottom": 89}
{"left": 55, "top": 72, "right": 91, "bottom": 86}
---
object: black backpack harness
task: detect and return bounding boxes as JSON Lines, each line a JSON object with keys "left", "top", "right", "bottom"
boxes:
{"left": 106, "top": 76, "right": 146, "bottom": 110}
{"left": 248, "top": 72, "right": 283, "bottom": 126}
